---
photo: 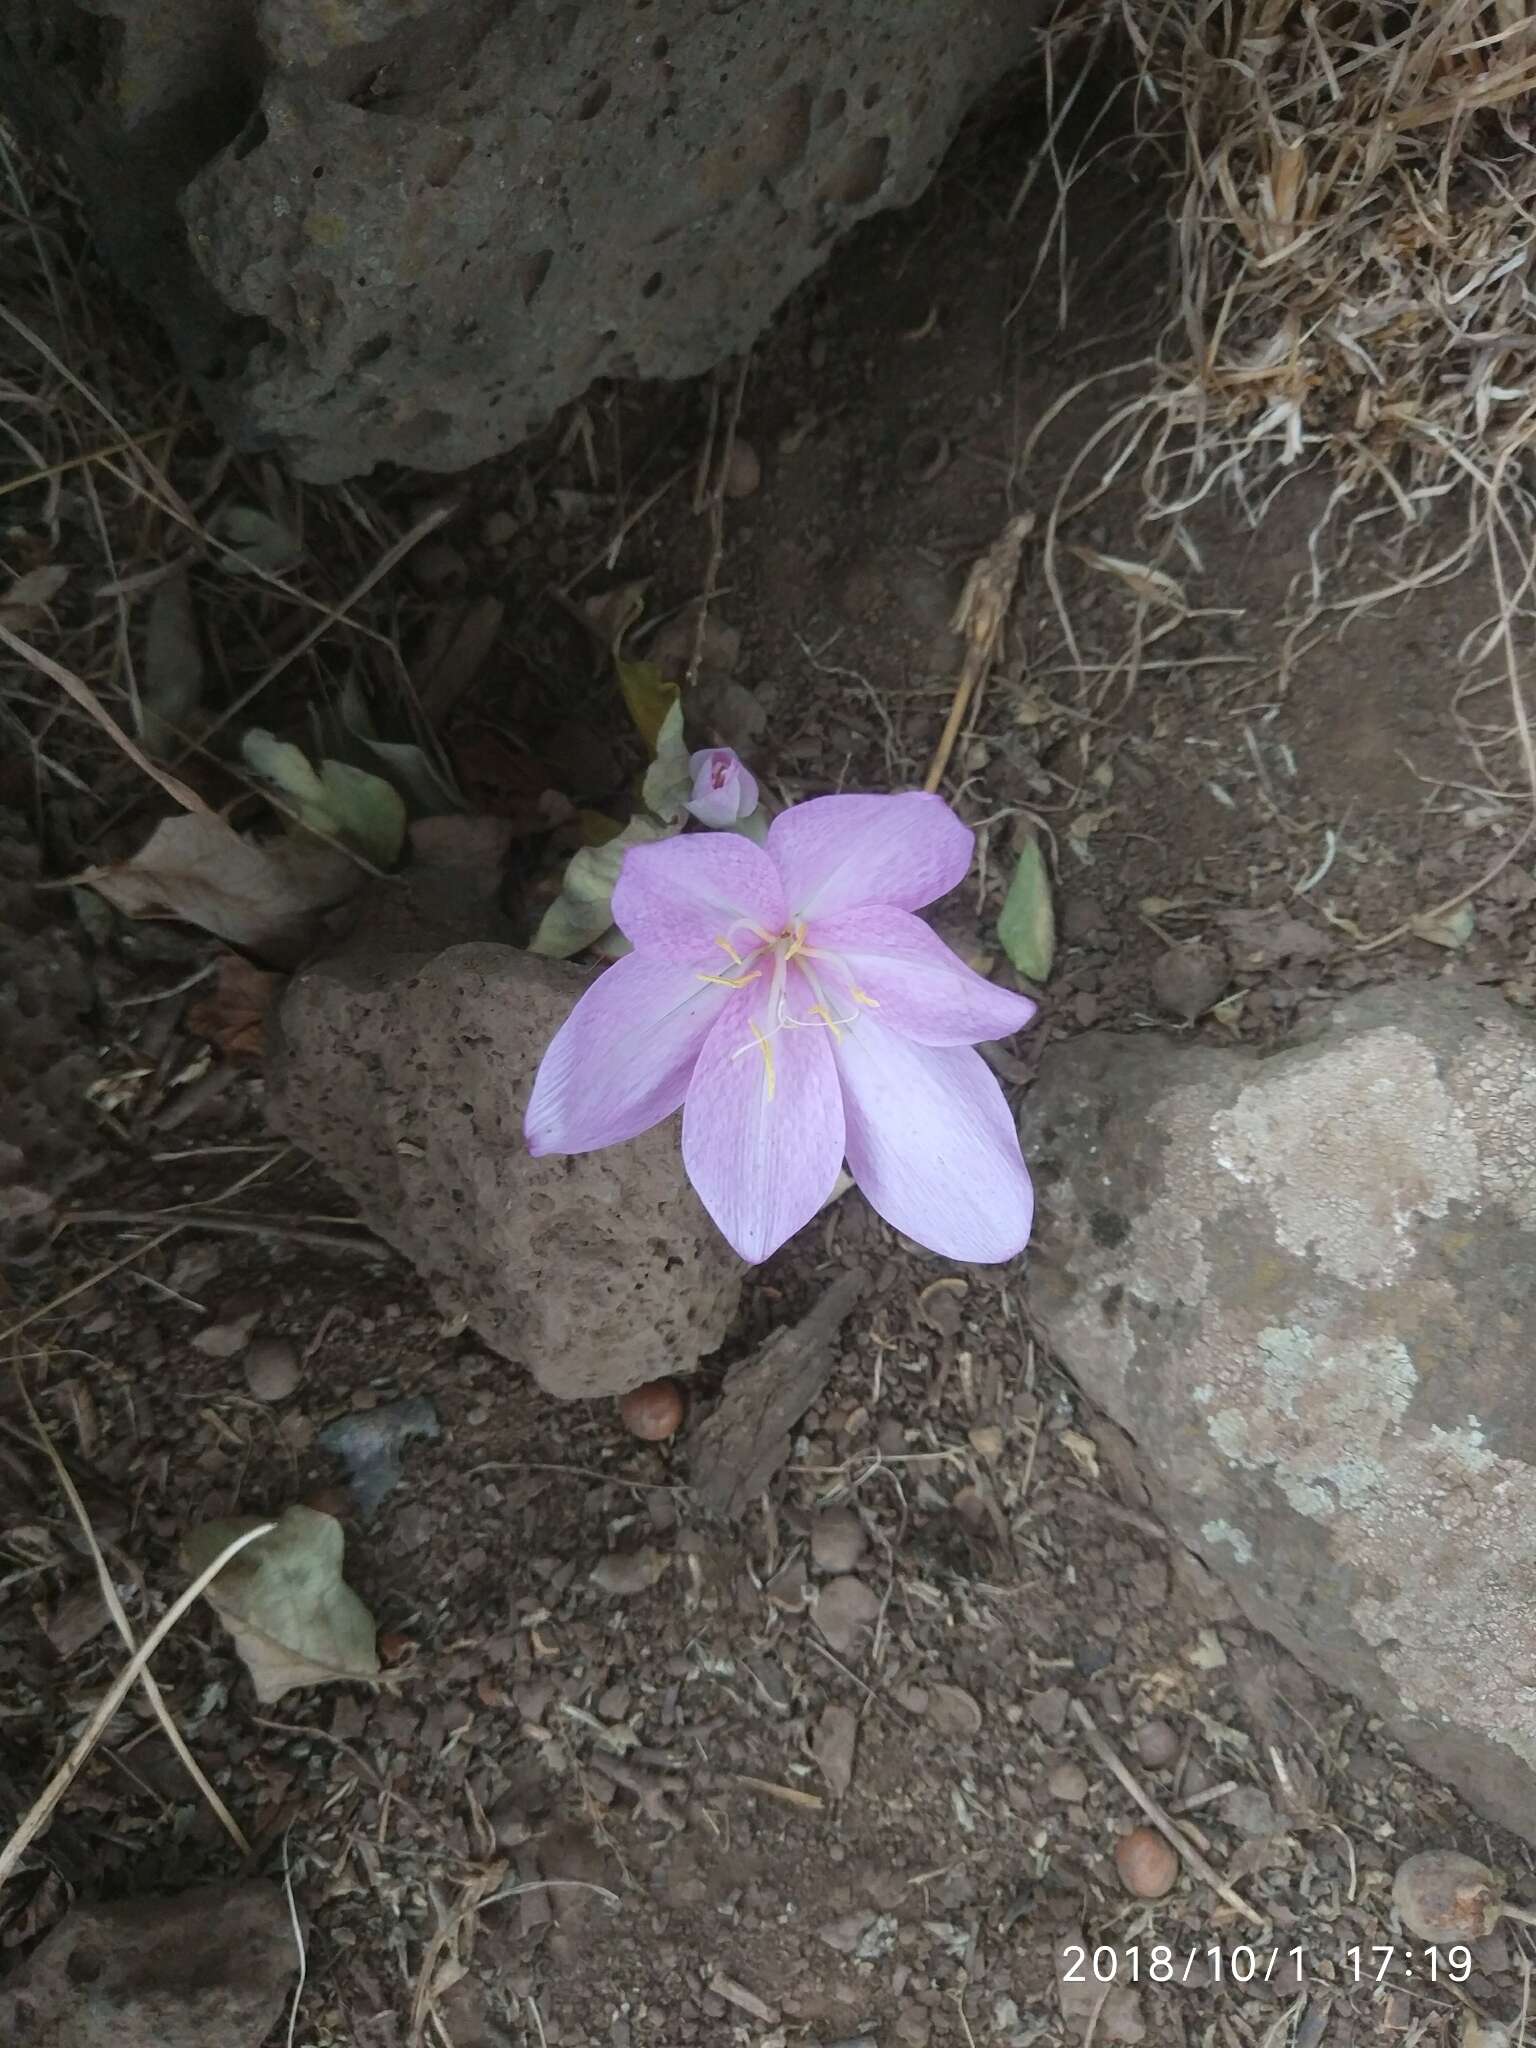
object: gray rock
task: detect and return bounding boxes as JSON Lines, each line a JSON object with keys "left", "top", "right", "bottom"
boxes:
{"left": 0, "top": 1881, "right": 295, "bottom": 2048}
{"left": 318, "top": 1396, "right": 441, "bottom": 1512}
{"left": 1, "top": 0, "right": 1043, "bottom": 481}
{"left": 1020, "top": 984, "right": 1536, "bottom": 1844}
{"left": 243, "top": 1335, "right": 301, "bottom": 1401}
{"left": 267, "top": 926, "right": 742, "bottom": 1400}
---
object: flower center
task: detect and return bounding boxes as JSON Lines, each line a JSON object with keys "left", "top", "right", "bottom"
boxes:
{"left": 694, "top": 919, "right": 880, "bottom": 1101}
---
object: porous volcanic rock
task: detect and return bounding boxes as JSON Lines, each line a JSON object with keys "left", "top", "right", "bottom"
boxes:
{"left": 0, "top": 0, "right": 1042, "bottom": 479}
{"left": 266, "top": 881, "right": 743, "bottom": 1397}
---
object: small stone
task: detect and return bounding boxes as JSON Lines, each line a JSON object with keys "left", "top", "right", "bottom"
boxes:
{"left": 1048, "top": 1760, "right": 1089, "bottom": 1803}
{"left": 590, "top": 1548, "right": 669, "bottom": 1596}
{"left": 1149, "top": 941, "right": 1228, "bottom": 1020}
{"left": 243, "top": 1336, "right": 300, "bottom": 1403}
{"left": 481, "top": 509, "right": 518, "bottom": 548}
{"left": 722, "top": 438, "right": 761, "bottom": 499}
{"left": 926, "top": 1682, "right": 983, "bottom": 1738}
{"left": 814, "top": 1574, "right": 881, "bottom": 1655}
{"left": 1115, "top": 1825, "right": 1180, "bottom": 1899}
{"left": 191, "top": 1297, "right": 262, "bottom": 1359}
{"left": 818, "top": 1909, "right": 875, "bottom": 1955}
{"left": 810, "top": 1508, "right": 866, "bottom": 1575}
{"left": 1134, "top": 1719, "right": 1179, "bottom": 1769}
{"left": 619, "top": 1378, "right": 684, "bottom": 1440}
{"left": 1222, "top": 1785, "right": 1280, "bottom": 1836}
{"left": 1028, "top": 1686, "right": 1071, "bottom": 1737}
{"left": 966, "top": 1423, "right": 1004, "bottom": 1460}
{"left": 813, "top": 1701, "right": 858, "bottom": 1798}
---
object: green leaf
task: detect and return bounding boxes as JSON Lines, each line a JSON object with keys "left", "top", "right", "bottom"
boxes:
{"left": 242, "top": 728, "right": 407, "bottom": 867}
{"left": 641, "top": 698, "right": 693, "bottom": 823}
{"left": 528, "top": 814, "right": 674, "bottom": 959}
{"left": 616, "top": 658, "right": 679, "bottom": 753}
{"left": 998, "top": 836, "right": 1056, "bottom": 983}
{"left": 182, "top": 1506, "right": 379, "bottom": 1705}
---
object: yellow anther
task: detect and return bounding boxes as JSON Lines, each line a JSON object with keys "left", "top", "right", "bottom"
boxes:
{"left": 713, "top": 934, "right": 745, "bottom": 967}
{"left": 696, "top": 970, "right": 761, "bottom": 989}
{"left": 749, "top": 1019, "right": 777, "bottom": 1100}
{"left": 849, "top": 986, "right": 880, "bottom": 1008}
{"left": 806, "top": 1004, "right": 844, "bottom": 1043}
{"left": 783, "top": 922, "right": 809, "bottom": 962}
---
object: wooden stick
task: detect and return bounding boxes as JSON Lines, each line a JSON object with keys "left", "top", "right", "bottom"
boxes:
{"left": 924, "top": 513, "right": 1034, "bottom": 794}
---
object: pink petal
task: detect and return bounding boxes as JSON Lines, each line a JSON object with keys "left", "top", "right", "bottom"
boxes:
{"left": 809, "top": 904, "right": 1038, "bottom": 1046}
{"left": 832, "top": 1022, "right": 1033, "bottom": 1262}
{"left": 612, "top": 831, "right": 787, "bottom": 964}
{"left": 686, "top": 748, "right": 759, "bottom": 827}
{"left": 681, "top": 964, "right": 846, "bottom": 1263}
{"left": 767, "top": 792, "right": 973, "bottom": 919}
{"left": 525, "top": 954, "right": 726, "bottom": 1154}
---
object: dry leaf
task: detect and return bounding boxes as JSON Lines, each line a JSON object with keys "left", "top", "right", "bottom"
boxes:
{"left": 1, "top": 564, "right": 70, "bottom": 622}
{"left": 75, "top": 813, "right": 360, "bottom": 969}
{"left": 182, "top": 1505, "right": 379, "bottom": 1705}
{"left": 186, "top": 952, "right": 285, "bottom": 1061}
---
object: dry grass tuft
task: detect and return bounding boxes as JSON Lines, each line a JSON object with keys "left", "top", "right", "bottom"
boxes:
{"left": 1041, "top": 0, "right": 1536, "bottom": 540}
{"left": 1022, "top": 0, "right": 1536, "bottom": 836}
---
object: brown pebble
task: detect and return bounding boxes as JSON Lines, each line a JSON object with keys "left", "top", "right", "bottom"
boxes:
{"left": 619, "top": 1378, "right": 684, "bottom": 1441}
{"left": 1115, "top": 1825, "right": 1180, "bottom": 1898}
{"left": 1149, "top": 941, "right": 1228, "bottom": 1021}
{"left": 722, "top": 438, "right": 761, "bottom": 499}
{"left": 1134, "top": 1718, "right": 1179, "bottom": 1769}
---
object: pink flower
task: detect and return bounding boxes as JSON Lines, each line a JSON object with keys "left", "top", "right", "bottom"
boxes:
{"left": 525, "top": 792, "right": 1037, "bottom": 1264}
{"left": 686, "top": 747, "right": 758, "bottom": 827}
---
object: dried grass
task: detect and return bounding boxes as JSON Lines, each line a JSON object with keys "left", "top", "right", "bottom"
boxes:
{"left": 1021, "top": 0, "right": 1536, "bottom": 846}
{"left": 1040, "top": 0, "right": 1536, "bottom": 538}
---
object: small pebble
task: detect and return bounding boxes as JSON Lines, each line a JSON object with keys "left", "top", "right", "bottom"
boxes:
{"left": 243, "top": 1336, "right": 300, "bottom": 1403}
{"left": 619, "top": 1378, "right": 684, "bottom": 1441}
{"left": 1115, "top": 1825, "right": 1180, "bottom": 1898}
{"left": 1149, "top": 940, "right": 1228, "bottom": 1021}
{"left": 1048, "top": 1760, "right": 1090, "bottom": 1803}
{"left": 810, "top": 1508, "right": 866, "bottom": 1575}
{"left": 722, "top": 438, "right": 761, "bottom": 499}
{"left": 1027, "top": 1686, "right": 1071, "bottom": 1738}
{"left": 481, "top": 509, "right": 518, "bottom": 548}
{"left": 1134, "top": 1718, "right": 1179, "bottom": 1769}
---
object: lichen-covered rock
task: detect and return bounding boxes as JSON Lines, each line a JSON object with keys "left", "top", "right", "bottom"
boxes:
{"left": 1020, "top": 985, "right": 1536, "bottom": 1843}
{"left": 267, "top": 927, "right": 743, "bottom": 1399}
{"left": 0, "top": 0, "right": 1042, "bottom": 481}
{"left": 0, "top": 1882, "right": 296, "bottom": 2048}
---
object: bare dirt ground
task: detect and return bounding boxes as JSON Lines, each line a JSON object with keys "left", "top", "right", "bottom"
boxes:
{"left": 5, "top": 82, "right": 1536, "bottom": 2048}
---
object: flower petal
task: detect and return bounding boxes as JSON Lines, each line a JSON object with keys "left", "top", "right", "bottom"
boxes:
{"left": 525, "top": 954, "right": 725, "bottom": 1154}
{"left": 809, "top": 904, "right": 1038, "bottom": 1046}
{"left": 612, "top": 830, "right": 787, "bottom": 964}
{"left": 686, "top": 748, "right": 759, "bottom": 828}
{"left": 682, "top": 964, "right": 846, "bottom": 1263}
{"left": 833, "top": 1021, "right": 1033, "bottom": 1262}
{"left": 767, "top": 792, "right": 973, "bottom": 919}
